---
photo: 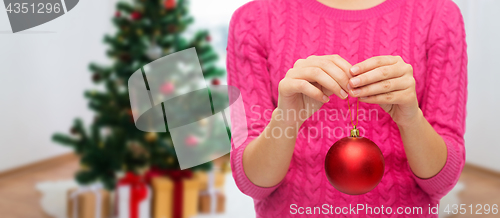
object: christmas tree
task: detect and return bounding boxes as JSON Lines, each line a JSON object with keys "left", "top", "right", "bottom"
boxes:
{"left": 52, "top": 0, "right": 226, "bottom": 189}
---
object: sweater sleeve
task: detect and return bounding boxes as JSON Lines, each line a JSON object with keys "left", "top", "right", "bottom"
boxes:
{"left": 410, "top": 0, "right": 468, "bottom": 201}
{"left": 226, "top": 0, "right": 282, "bottom": 200}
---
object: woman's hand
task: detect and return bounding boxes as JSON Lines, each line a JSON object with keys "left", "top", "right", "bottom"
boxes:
{"left": 242, "top": 55, "right": 352, "bottom": 187}
{"left": 277, "top": 55, "right": 352, "bottom": 127}
{"left": 347, "top": 55, "right": 420, "bottom": 127}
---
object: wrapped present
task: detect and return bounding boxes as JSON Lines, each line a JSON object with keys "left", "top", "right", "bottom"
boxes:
{"left": 220, "top": 161, "right": 231, "bottom": 174}
{"left": 67, "top": 184, "right": 111, "bottom": 218}
{"left": 195, "top": 169, "right": 225, "bottom": 191}
{"left": 116, "top": 172, "right": 151, "bottom": 218}
{"left": 198, "top": 170, "right": 225, "bottom": 214}
{"left": 199, "top": 191, "right": 225, "bottom": 214}
{"left": 147, "top": 168, "right": 200, "bottom": 218}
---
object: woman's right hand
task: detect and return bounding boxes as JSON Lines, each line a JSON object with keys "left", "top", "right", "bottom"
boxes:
{"left": 276, "top": 55, "right": 352, "bottom": 127}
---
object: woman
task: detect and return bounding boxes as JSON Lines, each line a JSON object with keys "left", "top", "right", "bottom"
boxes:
{"left": 226, "top": 0, "right": 467, "bottom": 217}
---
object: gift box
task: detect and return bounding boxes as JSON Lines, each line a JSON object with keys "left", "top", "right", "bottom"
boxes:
{"left": 197, "top": 170, "right": 225, "bottom": 214}
{"left": 212, "top": 154, "right": 230, "bottom": 173}
{"left": 149, "top": 169, "right": 200, "bottom": 218}
{"left": 67, "top": 184, "right": 111, "bottom": 218}
{"left": 116, "top": 172, "right": 152, "bottom": 218}
{"left": 199, "top": 191, "right": 225, "bottom": 214}
{"left": 195, "top": 170, "right": 225, "bottom": 191}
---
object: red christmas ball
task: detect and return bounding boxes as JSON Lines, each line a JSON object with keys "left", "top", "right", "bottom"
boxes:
{"left": 160, "top": 82, "right": 174, "bottom": 95}
{"left": 131, "top": 11, "right": 142, "bottom": 20}
{"left": 119, "top": 53, "right": 131, "bottom": 62}
{"left": 185, "top": 135, "right": 199, "bottom": 147}
{"left": 165, "top": 0, "right": 176, "bottom": 9}
{"left": 167, "top": 25, "right": 177, "bottom": 32}
{"left": 325, "top": 135, "right": 384, "bottom": 195}
{"left": 115, "top": 11, "right": 121, "bottom": 17}
{"left": 126, "top": 109, "right": 135, "bottom": 123}
{"left": 206, "top": 35, "right": 211, "bottom": 42}
{"left": 92, "top": 73, "right": 101, "bottom": 82}
{"left": 211, "top": 79, "right": 220, "bottom": 85}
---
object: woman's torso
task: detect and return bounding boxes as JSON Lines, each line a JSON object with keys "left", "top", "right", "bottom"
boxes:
{"left": 251, "top": 0, "right": 443, "bottom": 217}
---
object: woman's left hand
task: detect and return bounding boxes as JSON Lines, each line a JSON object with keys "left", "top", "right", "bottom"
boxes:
{"left": 347, "top": 55, "right": 421, "bottom": 127}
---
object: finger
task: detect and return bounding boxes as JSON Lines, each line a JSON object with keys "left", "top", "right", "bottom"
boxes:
{"left": 349, "top": 76, "right": 411, "bottom": 98}
{"left": 349, "top": 65, "right": 402, "bottom": 89}
{"left": 301, "top": 56, "right": 352, "bottom": 91}
{"left": 279, "top": 78, "right": 330, "bottom": 103}
{"left": 321, "top": 55, "right": 353, "bottom": 78}
{"left": 288, "top": 67, "right": 348, "bottom": 99}
{"left": 358, "top": 88, "right": 411, "bottom": 105}
{"left": 322, "top": 86, "right": 335, "bottom": 97}
{"left": 350, "top": 55, "right": 399, "bottom": 76}
{"left": 293, "top": 58, "right": 307, "bottom": 68}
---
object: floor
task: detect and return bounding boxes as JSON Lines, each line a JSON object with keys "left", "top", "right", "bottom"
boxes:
{"left": 0, "top": 159, "right": 499, "bottom": 218}
{"left": 449, "top": 166, "right": 500, "bottom": 218}
{"left": 0, "top": 159, "right": 79, "bottom": 218}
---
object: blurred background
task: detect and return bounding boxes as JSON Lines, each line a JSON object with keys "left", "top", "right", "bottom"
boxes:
{"left": 0, "top": 0, "right": 499, "bottom": 218}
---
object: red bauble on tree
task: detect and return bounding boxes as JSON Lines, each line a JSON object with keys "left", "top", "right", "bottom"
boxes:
{"left": 115, "top": 11, "right": 121, "bottom": 18}
{"left": 206, "top": 35, "right": 211, "bottom": 42}
{"left": 126, "top": 109, "right": 135, "bottom": 123}
{"left": 119, "top": 53, "right": 131, "bottom": 62}
{"left": 164, "top": 0, "right": 176, "bottom": 9}
{"left": 70, "top": 127, "right": 78, "bottom": 135}
{"left": 130, "top": 11, "right": 142, "bottom": 20}
{"left": 184, "top": 135, "right": 199, "bottom": 147}
{"left": 324, "top": 99, "right": 385, "bottom": 195}
{"left": 211, "top": 79, "right": 220, "bottom": 85}
{"left": 160, "top": 82, "right": 175, "bottom": 95}
{"left": 167, "top": 25, "right": 177, "bottom": 32}
{"left": 92, "top": 73, "right": 101, "bottom": 82}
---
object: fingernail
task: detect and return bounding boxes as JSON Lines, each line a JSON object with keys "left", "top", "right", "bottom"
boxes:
{"left": 347, "top": 83, "right": 352, "bottom": 90}
{"left": 351, "top": 89, "right": 360, "bottom": 96}
{"left": 340, "top": 89, "right": 348, "bottom": 99}
{"left": 350, "top": 77, "right": 360, "bottom": 87}
{"left": 351, "top": 66, "right": 360, "bottom": 74}
{"left": 323, "top": 95, "right": 330, "bottom": 103}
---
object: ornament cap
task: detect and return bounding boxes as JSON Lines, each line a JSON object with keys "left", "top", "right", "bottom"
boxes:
{"left": 350, "top": 126, "right": 359, "bottom": 137}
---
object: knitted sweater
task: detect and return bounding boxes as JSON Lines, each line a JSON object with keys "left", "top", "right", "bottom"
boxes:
{"left": 226, "top": 0, "right": 467, "bottom": 217}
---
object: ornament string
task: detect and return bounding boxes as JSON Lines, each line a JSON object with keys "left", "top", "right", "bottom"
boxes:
{"left": 347, "top": 97, "right": 359, "bottom": 127}
{"left": 347, "top": 97, "right": 360, "bottom": 137}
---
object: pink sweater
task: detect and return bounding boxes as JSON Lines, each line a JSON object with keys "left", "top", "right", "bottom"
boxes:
{"left": 226, "top": 0, "right": 467, "bottom": 217}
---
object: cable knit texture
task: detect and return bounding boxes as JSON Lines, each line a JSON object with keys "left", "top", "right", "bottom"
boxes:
{"left": 226, "top": 0, "right": 467, "bottom": 217}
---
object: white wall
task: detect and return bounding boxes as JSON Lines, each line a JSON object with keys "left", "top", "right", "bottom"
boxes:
{"left": 0, "top": 0, "right": 114, "bottom": 172}
{"left": 454, "top": 0, "right": 500, "bottom": 172}
{"left": 189, "top": 0, "right": 252, "bottom": 79}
